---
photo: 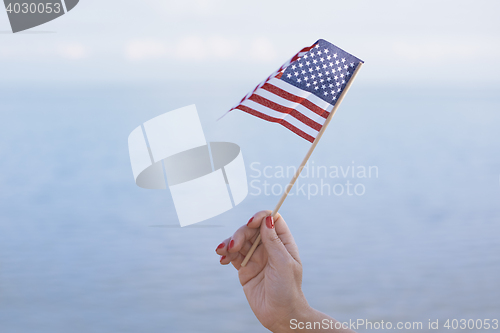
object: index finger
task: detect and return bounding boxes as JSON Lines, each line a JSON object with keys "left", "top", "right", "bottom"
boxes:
{"left": 228, "top": 210, "right": 270, "bottom": 255}
{"left": 227, "top": 223, "right": 260, "bottom": 256}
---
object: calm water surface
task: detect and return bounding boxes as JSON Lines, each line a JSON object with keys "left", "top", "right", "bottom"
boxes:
{"left": 0, "top": 82, "right": 499, "bottom": 332}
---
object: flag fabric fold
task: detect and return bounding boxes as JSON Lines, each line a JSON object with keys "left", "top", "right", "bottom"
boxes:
{"left": 230, "top": 39, "right": 363, "bottom": 142}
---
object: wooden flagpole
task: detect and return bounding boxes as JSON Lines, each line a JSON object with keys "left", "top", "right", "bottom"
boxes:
{"left": 240, "top": 62, "right": 364, "bottom": 267}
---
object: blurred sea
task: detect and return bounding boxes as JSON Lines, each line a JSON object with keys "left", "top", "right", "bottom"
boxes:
{"left": 0, "top": 81, "right": 499, "bottom": 332}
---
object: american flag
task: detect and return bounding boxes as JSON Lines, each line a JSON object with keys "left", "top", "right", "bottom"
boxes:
{"left": 230, "top": 39, "right": 363, "bottom": 142}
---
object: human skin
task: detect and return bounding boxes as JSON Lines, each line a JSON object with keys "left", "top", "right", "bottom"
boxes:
{"left": 215, "top": 210, "right": 356, "bottom": 333}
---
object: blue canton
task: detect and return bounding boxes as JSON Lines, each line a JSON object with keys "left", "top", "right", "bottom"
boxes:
{"left": 281, "top": 39, "right": 363, "bottom": 105}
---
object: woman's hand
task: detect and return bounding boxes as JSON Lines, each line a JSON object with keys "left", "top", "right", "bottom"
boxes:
{"left": 216, "top": 211, "right": 356, "bottom": 333}
{"left": 215, "top": 210, "right": 309, "bottom": 331}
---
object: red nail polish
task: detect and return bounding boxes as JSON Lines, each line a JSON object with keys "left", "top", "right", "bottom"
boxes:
{"left": 216, "top": 243, "right": 225, "bottom": 251}
{"left": 229, "top": 240, "right": 234, "bottom": 249}
{"left": 266, "top": 216, "right": 274, "bottom": 229}
{"left": 220, "top": 255, "right": 226, "bottom": 262}
{"left": 247, "top": 217, "right": 254, "bottom": 226}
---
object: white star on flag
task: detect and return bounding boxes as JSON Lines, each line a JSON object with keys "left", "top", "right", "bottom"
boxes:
{"left": 226, "top": 39, "right": 363, "bottom": 142}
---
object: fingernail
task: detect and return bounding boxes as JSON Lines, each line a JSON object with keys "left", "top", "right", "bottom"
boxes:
{"left": 229, "top": 239, "right": 234, "bottom": 249}
{"left": 220, "top": 255, "right": 226, "bottom": 262}
{"left": 247, "top": 217, "right": 254, "bottom": 226}
{"left": 266, "top": 216, "right": 274, "bottom": 229}
{"left": 216, "top": 243, "right": 225, "bottom": 251}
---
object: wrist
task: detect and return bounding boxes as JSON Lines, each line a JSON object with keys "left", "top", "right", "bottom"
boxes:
{"left": 274, "top": 299, "right": 315, "bottom": 332}
{"left": 277, "top": 305, "right": 351, "bottom": 333}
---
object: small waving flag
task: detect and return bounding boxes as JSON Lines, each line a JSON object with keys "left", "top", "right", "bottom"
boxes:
{"left": 230, "top": 39, "right": 363, "bottom": 142}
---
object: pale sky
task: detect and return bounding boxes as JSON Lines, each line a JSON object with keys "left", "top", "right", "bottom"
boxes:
{"left": 1, "top": 0, "right": 499, "bottom": 85}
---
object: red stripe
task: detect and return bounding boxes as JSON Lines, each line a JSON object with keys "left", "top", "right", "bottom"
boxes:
{"left": 236, "top": 105, "right": 315, "bottom": 142}
{"left": 235, "top": 43, "right": 317, "bottom": 109}
{"left": 261, "top": 83, "right": 329, "bottom": 119}
{"left": 248, "top": 94, "right": 323, "bottom": 132}
{"left": 229, "top": 42, "right": 320, "bottom": 142}
{"left": 289, "top": 45, "right": 315, "bottom": 64}
{"left": 280, "top": 46, "right": 315, "bottom": 71}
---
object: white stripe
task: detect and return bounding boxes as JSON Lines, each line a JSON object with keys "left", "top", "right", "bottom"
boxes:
{"left": 267, "top": 78, "right": 333, "bottom": 112}
{"left": 241, "top": 99, "right": 319, "bottom": 138}
{"left": 253, "top": 88, "right": 326, "bottom": 126}
{"left": 236, "top": 48, "right": 312, "bottom": 109}
{"left": 248, "top": 49, "right": 309, "bottom": 100}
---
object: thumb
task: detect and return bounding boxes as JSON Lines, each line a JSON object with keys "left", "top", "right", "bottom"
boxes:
{"left": 260, "top": 215, "right": 289, "bottom": 263}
